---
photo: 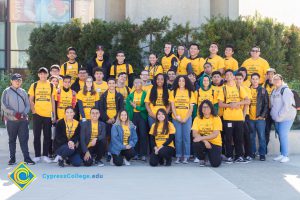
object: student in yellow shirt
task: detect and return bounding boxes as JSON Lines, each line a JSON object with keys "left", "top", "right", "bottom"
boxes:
{"left": 93, "top": 68, "right": 108, "bottom": 100}
{"left": 116, "top": 72, "right": 131, "bottom": 100}
{"left": 149, "top": 108, "right": 176, "bottom": 166}
{"left": 206, "top": 42, "right": 225, "bottom": 75}
{"left": 176, "top": 45, "right": 192, "bottom": 75}
{"left": 76, "top": 76, "right": 100, "bottom": 122}
{"left": 60, "top": 47, "right": 82, "bottom": 83}
{"left": 248, "top": 73, "right": 269, "bottom": 161}
{"left": 110, "top": 110, "right": 138, "bottom": 166}
{"left": 144, "top": 53, "right": 163, "bottom": 80}
{"left": 50, "top": 64, "right": 63, "bottom": 86}
{"left": 167, "top": 69, "right": 177, "bottom": 90}
{"left": 218, "top": 69, "right": 250, "bottom": 163}
{"left": 237, "top": 67, "right": 251, "bottom": 88}
{"left": 145, "top": 74, "right": 170, "bottom": 127}
{"left": 110, "top": 51, "right": 134, "bottom": 87}
{"left": 192, "top": 100, "right": 222, "bottom": 167}
{"left": 188, "top": 72, "right": 200, "bottom": 91}
{"left": 80, "top": 107, "right": 106, "bottom": 166}
{"left": 71, "top": 67, "right": 88, "bottom": 93}
{"left": 189, "top": 43, "right": 205, "bottom": 78}
{"left": 199, "top": 62, "right": 213, "bottom": 78}
{"left": 28, "top": 67, "right": 56, "bottom": 163}
{"left": 170, "top": 75, "right": 195, "bottom": 164}
{"left": 241, "top": 46, "right": 270, "bottom": 84}
{"left": 49, "top": 76, "right": 60, "bottom": 89}
{"left": 224, "top": 44, "right": 239, "bottom": 72}
{"left": 139, "top": 70, "right": 153, "bottom": 92}
{"left": 161, "top": 43, "right": 178, "bottom": 73}
{"left": 54, "top": 106, "right": 82, "bottom": 167}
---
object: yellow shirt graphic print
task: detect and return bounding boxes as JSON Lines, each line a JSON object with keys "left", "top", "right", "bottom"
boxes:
{"left": 122, "top": 125, "right": 130, "bottom": 145}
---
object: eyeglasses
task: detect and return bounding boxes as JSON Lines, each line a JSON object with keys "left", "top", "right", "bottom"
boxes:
{"left": 251, "top": 50, "right": 260, "bottom": 53}
{"left": 202, "top": 106, "right": 210, "bottom": 109}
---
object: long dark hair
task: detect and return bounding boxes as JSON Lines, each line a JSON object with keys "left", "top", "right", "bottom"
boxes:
{"left": 172, "top": 75, "right": 194, "bottom": 98}
{"left": 198, "top": 100, "right": 217, "bottom": 119}
{"left": 149, "top": 73, "right": 169, "bottom": 106}
{"left": 153, "top": 108, "right": 169, "bottom": 136}
{"left": 83, "top": 76, "right": 96, "bottom": 95}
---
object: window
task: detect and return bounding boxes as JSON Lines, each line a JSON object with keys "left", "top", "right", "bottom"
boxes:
{"left": 0, "top": 51, "right": 4, "bottom": 69}
{"left": 10, "top": 51, "right": 29, "bottom": 69}
{"left": 0, "top": 0, "right": 5, "bottom": 21}
{"left": 74, "top": 0, "right": 94, "bottom": 23}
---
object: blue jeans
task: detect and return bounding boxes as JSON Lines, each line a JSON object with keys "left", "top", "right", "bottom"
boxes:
{"left": 249, "top": 120, "right": 266, "bottom": 156}
{"left": 173, "top": 117, "right": 192, "bottom": 158}
{"left": 148, "top": 116, "right": 155, "bottom": 128}
{"left": 275, "top": 120, "right": 294, "bottom": 156}
{"left": 55, "top": 144, "right": 82, "bottom": 166}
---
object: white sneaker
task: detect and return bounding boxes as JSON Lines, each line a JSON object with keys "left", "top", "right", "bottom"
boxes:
{"left": 110, "top": 157, "right": 115, "bottom": 166}
{"left": 182, "top": 158, "right": 188, "bottom": 164}
{"left": 273, "top": 155, "right": 284, "bottom": 161}
{"left": 280, "top": 156, "right": 290, "bottom": 163}
{"left": 32, "top": 157, "right": 41, "bottom": 163}
{"left": 42, "top": 156, "right": 52, "bottom": 163}
{"left": 175, "top": 158, "right": 181, "bottom": 164}
{"left": 53, "top": 155, "right": 62, "bottom": 163}
{"left": 123, "top": 158, "right": 131, "bottom": 166}
{"left": 194, "top": 157, "right": 200, "bottom": 163}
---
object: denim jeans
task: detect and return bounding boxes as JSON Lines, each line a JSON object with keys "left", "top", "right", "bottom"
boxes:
{"left": 249, "top": 120, "right": 266, "bottom": 156}
{"left": 275, "top": 120, "right": 294, "bottom": 157}
{"left": 173, "top": 117, "right": 192, "bottom": 158}
{"left": 148, "top": 116, "right": 155, "bottom": 128}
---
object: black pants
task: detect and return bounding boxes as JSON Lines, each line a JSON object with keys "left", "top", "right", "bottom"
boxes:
{"left": 193, "top": 141, "right": 222, "bottom": 167}
{"left": 7, "top": 120, "right": 30, "bottom": 159}
{"left": 82, "top": 139, "right": 106, "bottom": 166}
{"left": 32, "top": 114, "right": 52, "bottom": 157}
{"left": 112, "top": 148, "right": 136, "bottom": 166}
{"left": 265, "top": 112, "right": 274, "bottom": 148}
{"left": 105, "top": 123, "right": 113, "bottom": 153}
{"left": 223, "top": 120, "right": 244, "bottom": 158}
{"left": 243, "top": 115, "right": 252, "bottom": 157}
{"left": 132, "top": 112, "right": 148, "bottom": 157}
{"left": 149, "top": 146, "right": 175, "bottom": 167}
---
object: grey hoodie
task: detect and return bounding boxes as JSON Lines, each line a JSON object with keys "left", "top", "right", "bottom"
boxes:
{"left": 270, "top": 84, "right": 297, "bottom": 122}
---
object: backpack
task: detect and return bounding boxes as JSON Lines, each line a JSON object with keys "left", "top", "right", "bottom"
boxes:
{"left": 33, "top": 82, "right": 54, "bottom": 103}
{"left": 114, "top": 63, "right": 129, "bottom": 77}
{"left": 63, "top": 62, "right": 81, "bottom": 76}
{"left": 280, "top": 87, "right": 300, "bottom": 110}
{"left": 56, "top": 88, "right": 77, "bottom": 108}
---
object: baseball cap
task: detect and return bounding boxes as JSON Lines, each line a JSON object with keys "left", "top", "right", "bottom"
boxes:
{"left": 11, "top": 73, "right": 22, "bottom": 81}
{"left": 267, "top": 68, "right": 276, "bottom": 74}
{"left": 38, "top": 67, "right": 49, "bottom": 74}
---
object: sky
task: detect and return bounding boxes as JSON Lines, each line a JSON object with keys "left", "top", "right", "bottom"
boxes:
{"left": 239, "top": 0, "right": 300, "bottom": 26}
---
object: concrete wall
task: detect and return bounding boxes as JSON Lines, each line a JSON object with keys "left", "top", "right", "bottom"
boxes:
{"left": 94, "top": 0, "right": 126, "bottom": 22}
{"left": 210, "top": 0, "right": 239, "bottom": 19}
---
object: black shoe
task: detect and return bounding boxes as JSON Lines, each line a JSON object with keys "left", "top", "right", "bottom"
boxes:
{"left": 159, "top": 158, "right": 165, "bottom": 165}
{"left": 95, "top": 159, "right": 104, "bottom": 167}
{"left": 165, "top": 158, "right": 172, "bottom": 166}
{"left": 58, "top": 159, "right": 65, "bottom": 167}
{"left": 234, "top": 157, "right": 249, "bottom": 163}
{"left": 24, "top": 157, "right": 35, "bottom": 165}
{"left": 8, "top": 157, "right": 16, "bottom": 165}
{"left": 106, "top": 155, "right": 111, "bottom": 162}
{"left": 260, "top": 155, "right": 266, "bottom": 161}
{"left": 225, "top": 157, "right": 234, "bottom": 164}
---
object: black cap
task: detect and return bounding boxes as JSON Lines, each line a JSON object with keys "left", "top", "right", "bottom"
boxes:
{"left": 96, "top": 45, "right": 104, "bottom": 51}
{"left": 38, "top": 67, "right": 48, "bottom": 74}
{"left": 11, "top": 73, "right": 22, "bottom": 81}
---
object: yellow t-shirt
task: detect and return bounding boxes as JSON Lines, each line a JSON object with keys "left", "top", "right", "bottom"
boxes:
{"left": 133, "top": 91, "right": 143, "bottom": 112}
{"left": 149, "top": 121, "right": 175, "bottom": 148}
{"left": 132, "top": 84, "right": 153, "bottom": 93}
{"left": 242, "top": 86, "right": 252, "bottom": 116}
{"left": 76, "top": 91, "right": 99, "bottom": 120}
{"left": 94, "top": 81, "right": 108, "bottom": 100}
{"left": 190, "top": 57, "right": 205, "bottom": 76}
{"left": 177, "top": 56, "right": 191, "bottom": 75}
{"left": 65, "top": 119, "right": 79, "bottom": 140}
{"left": 249, "top": 87, "right": 258, "bottom": 120}
{"left": 95, "top": 58, "right": 104, "bottom": 67}
{"left": 241, "top": 57, "right": 270, "bottom": 84}
{"left": 206, "top": 55, "right": 225, "bottom": 72}
{"left": 122, "top": 125, "right": 130, "bottom": 145}
{"left": 242, "top": 79, "right": 251, "bottom": 88}
{"left": 60, "top": 61, "right": 80, "bottom": 84}
{"left": 56, "top": 89, "right": 76, "bottom": 120}
{"left": 192, "top": 116, "right": 222, "bottom": 146}
{"left": 116, "top": 86, "right": 131, "bottom": 100}
{"left": 161, "top": 54, "right": 178, "bottom": 74}
{"left": 224, "top": 57, "right": 239, "bottom": 71}
{"left": 28, "top": 81, "right": 56, "bottom": 118}
{"left": 169, "top": 89, "right": 196, "bottom": 119}
{"left": 106, "top": 91, "right": 117, "bottom": 119}
{"left": 212, "top": 85, "right": 223, "bottom": 116}
{"left": 144, "top": 65, "right": 163, "bottom": 80}
{"left": 144, "top": 88, "right": 169, "bottom": 115}
{"left": 88, "top": 121, "right": 98, "bottom": 148}
{"left": 263, "top": 82, "right": 275, "bottom": 108}
{"left": 196, "top": 87, "right": 218, "bottom": 106}
{"left": 217, "top": 84, "right": 248, "bottom": 121}
{"left": 110, "top": 64, "right": 134, "bottom": 86}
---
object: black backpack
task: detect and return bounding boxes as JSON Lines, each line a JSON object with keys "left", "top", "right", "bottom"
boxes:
{"left": 280, "top": 87, "right": 300, "bottom": 110}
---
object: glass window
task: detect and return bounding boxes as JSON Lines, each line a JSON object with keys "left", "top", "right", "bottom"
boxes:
{"left": 10, "top": 23, "right": 37, "bottom": 50}
{"left": 0, "top": 0, "right": 6, "bottom": 21}
{"left": 0, "top": 22, "right": 4, "bottom": 49}
{"left": 0, "top": 50, "right": 5, "bottom": 69}
{"left": 10, "top": 51, "right": 28, "bottom": 69}
{"left": 74, "top": 0, "right": 94, "bottom": 23}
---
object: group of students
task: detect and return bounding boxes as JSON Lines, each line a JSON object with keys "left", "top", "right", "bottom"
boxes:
{"left": 1, "top": 42, "right": 297, "bottom": 168}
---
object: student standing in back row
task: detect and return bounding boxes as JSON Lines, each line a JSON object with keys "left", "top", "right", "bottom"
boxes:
{"left": 161, "top": 43, "right": 178, "bottom": 74}
{"left": 205, "top": 43, "right": 225, "bottom": 75}
{"left": 60, "top": 47, "right": 82, "bottom": 84}
{"left": 28, "top": 67, "right": 56, "bottom": 163}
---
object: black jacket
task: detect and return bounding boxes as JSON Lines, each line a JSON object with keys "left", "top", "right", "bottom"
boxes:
{"left": 80, "top": 120, "right": 106, "bottom": 153}
{"left": 98, "top": 90, "right": 124, "bottom": 122}
{"left": 253, "top": 86, "right": 269, "bottom": 118}
{"left": 87, "top": 54, "right": 111, "bottom": 81}
{"left": 71, "top": 78, "right": 81, "bottom": 93}
{"left": 53, "top": 119, "right": 80, "bottom": 152}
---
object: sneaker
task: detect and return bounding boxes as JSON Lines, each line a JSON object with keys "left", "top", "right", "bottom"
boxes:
{"left": 259, "top": 155, "right": 266, "bottom": 161}
{"left": 24, "top": 157, "right": 35, "bottom": 165}
{"left": 225, "top": 157, "right": 233, "bottom": 164}
{"left": 106, "top": 155, "right": 112, "bottom": 162}
{"left": 194, "top": 157, "right": 200, "bottom": 163}
{"left": 140, "top": 156, "right": 147, "bottom": 162}
{"left": 8, "top": 157, "right": 16, "bottom": 165}
{"left": 175, "top": 158, "right": 181, "bottom": 164}
{"left": 182, "top": 158, "right": 188, "bottom": 164}
{"left": 273, "top": 155, "right": 284, "bottom": 161}
{"left": 42, "top": 156, "right": 52, "bottom": 163}
{"left": 245, "top": 156, "right": 253, "bottom": 161}
{"left": 235, "top": 157, "right": 249, "bottom": 164}
{"left": 53, "top": 155, "right": 62, "bottom": 163}
{"left": 199, "top": 160, "right": 206, "bottom": 167}
{"left": 32, "top": 157, "right": 41, "bottom": 163}
{"left": 110, "top": 157, "right": 115, "bottom": 166}
{"left": 95, "top": 160, "right": 104, "bottom": 167}
{"left": 123, "top": 158, "right": 131, "bottom": 166}
{"left": 58, "top": 159, "right": 64, "bottom": 167}
{"left": 132, "top": 155, "right": 139, "bottom": 160}
{"left": 280, "top": 156, "right": 290, "bottom": 163}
